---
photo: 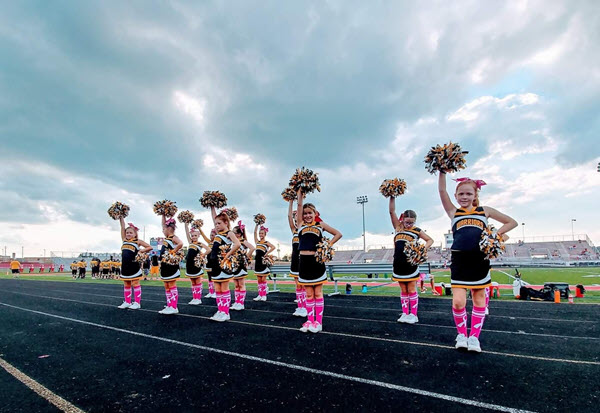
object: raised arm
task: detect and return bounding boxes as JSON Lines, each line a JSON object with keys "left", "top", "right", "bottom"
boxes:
{"left": 119, "top": 217, "right": 126, "bottom": 241}
{"left": 211, "top": 205, "right": 217, "bottom": 224}
{"left": 484, "top": 206, "right": 518, "bottom": 241}
{"left": 162, "top": 214, "right": 167, "bottom": 226}
{"left": 438, "top": 173, "right": 457, "bottom": 219}
{"left": 199, "top": 228, "right": 211, "bottom": 244}
{"left": 321, "top": 221, "right": 343, "bottom": 246}
{"left": 288, "top": 200, "right": 297, "bottom": 233}
{"left": 297, "top": 190, "right": 304, "bottom": 226}
{"left": 419, "top": 231, "right": 434, "bottom": 250}
{"left": 184, "top": 223, "right": 192, "bottom": 243}
{"left": 389, "top": 197, "right": 401, "bottom": 229}
{"left": 254, "top": 222, "right": 259, "bottom": 244}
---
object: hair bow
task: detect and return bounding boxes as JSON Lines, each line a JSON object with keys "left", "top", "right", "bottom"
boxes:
{"left": 238, "top": 220, "right": 245, "bottom": 231}
{"left": 454, "top": 177, "right": 487, "bottom": 190}
{"left": 165, "top": 218, "right": 176, "bottom": 227}
{"left": 260, "top": 226, "right": 269, "bottom": 233}
{"left": 127, "top": 223, "right": 139, "bottom": 231}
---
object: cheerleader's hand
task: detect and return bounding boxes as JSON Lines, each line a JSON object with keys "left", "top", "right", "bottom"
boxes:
{"left": 501, "top": 233, "right": 510, "bottom": 242}
{"left": 247, "top": 253, "right": 253, "bottom": 261}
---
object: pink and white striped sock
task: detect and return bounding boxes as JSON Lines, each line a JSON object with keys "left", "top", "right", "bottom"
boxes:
{"left": 452, "top": 307, "right": 468, "bottom": 336}
{"left": 259, "top": 282, "right": 267, "bottom": 297}
{"left": 239, "top": 290, "right": 246, "bottom": 305}
{"left": 124, "top": 286, "right": 132, "bottom": 304}
{"left": 296, "top": 288, "right": 303, "bottom": 308}
{"left": 197, "top": 283, "right": 203, "bottom": 298}
{"left": 223, "top": 292, "right": 231, "bottom": 315}
{"left": 234, "top": 290, "right": 241, "bottom": 304}
{"left": 315, "top": 298, "right": 324, "bottom": 324}
{"left": 400, "top": 293, "right": 409, "bottom": 315}
{"left": 133, "top": 286, "right": 141, "bottom": 304}
{"left": 485, "top": 287, "right": 490, "bottom": 307}
{"left": 165, "top": 288, "right": 172, "bottom": 307}
{"left": 409, "top": 292, "right": 419, "bottom": 316}
{"left": 469, "top": 306, "right": 487, "bottom": 338}
{"left": 171, "top": 287, "right": 179, "bottom": 308}
{"left": 191, "top": 285, "right": 198, "bottom": 300}
{"left": 209, "top": 281, "right": 215, "bottom": 295}
{"left": 216, "top": 292, "right": 224, "bottom": 312}
{"left": 306, "top": 298, "right": 315, "bottom": 323}
{"left": 301, "top": 290, "right": 307, "bottom": 308}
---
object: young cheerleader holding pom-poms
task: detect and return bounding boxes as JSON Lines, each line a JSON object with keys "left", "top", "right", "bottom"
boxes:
{"left": 296, "top": 190, "right": 342, "bottom": 333}
{"left": 181, "top": 214, "right": 209, "bottom": 305}
{"left": 388, "top": 198, "right": 433, "bottom": 324}
{"left": 106, "top": 203, "right": 153, "bottom": 309}
{"left": 158, "top": 216, "right": 184, "bottom": 315}
{"left": 206, "top": 206, "right": 241, "bottom": 321}
{"left": 438, "top": 173, "right": 516, "bottom": 352}
{"left": 288, "top": 199, "right": 307, "bottom": 317}
{"left": 230, "top": 221, "right": 255, "bottom": 310}
{"left": 253, "top": 214, "right": 276, "bottom": 302}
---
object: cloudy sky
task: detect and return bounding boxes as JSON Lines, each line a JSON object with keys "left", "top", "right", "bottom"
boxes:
{"left": 1, "top": 0, "right": 599, "bottom": 258}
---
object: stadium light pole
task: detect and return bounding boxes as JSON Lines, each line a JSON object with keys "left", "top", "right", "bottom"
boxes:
{"left": 357, "top": 195, "right": 368, "bottom": 252}
{"left": 521, "top": 223, "right": 525, "bottom": 242}
{"left": 571, "top": 219, "right": 576, "bottom": 241}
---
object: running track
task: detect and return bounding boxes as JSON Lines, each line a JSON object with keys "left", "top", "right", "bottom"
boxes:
{"left": 0, "top": 279, "right": 598, "bottom": 412}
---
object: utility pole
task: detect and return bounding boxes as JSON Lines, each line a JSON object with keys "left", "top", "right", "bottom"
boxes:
{"left": 357, "top": 196, "right": 368, "bottom": 252}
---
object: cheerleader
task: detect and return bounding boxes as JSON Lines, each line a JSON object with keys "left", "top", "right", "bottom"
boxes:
{"left": 101, "top": 260, "right": 110, "bottom": 279}
{"left": 296, "top": 191, "right": 342, "bottom": 333}
{"left": 389, "top": 198, "right": 433, "bottom": 324}
{"left": 288, "top": 200, "right": 307, "bottom": 317}
{"left": 117, "top": 218, "right": 152, "bottom": 310}
{"left": 184, "top": 222, "right": 209, "bottom": 305}
{"left": 206, "top": 207, "right": 241, "bottom": 321}
{"left": 253, "top": 222, "right": 276, "bottom": 302}
{"left": 230, "top": 221, "right": 255, "bottom": 311}
{"left": 439, "top": 173, "right": 517, "bottom": 352}
{"left": 157, "top": 217, "right": 184, "bottom": 314}
{"left": 91, "top": 258, "right": 100, "bottom": 279}
{"left": 201, "top": 228, "right": 217, "bottom": 299}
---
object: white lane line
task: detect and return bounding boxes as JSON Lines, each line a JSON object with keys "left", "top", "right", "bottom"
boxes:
{"left": 0, "top": 301, "right": 535, "bottom": 413}
{"left": 0, "top": 356, "right": 85, "bottom": 413}
{"left": 10, "top": 286, "right": 600, "bottom": 341}
{"left": 2, "top": 290, "right": 599, "bottom": 366}
{"left": 10, "top": 282, "right": 595, "bottom": 324}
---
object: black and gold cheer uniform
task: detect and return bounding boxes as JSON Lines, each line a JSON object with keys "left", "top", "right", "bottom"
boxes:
{"left": 392, "top": 226, "right": 422, "bottom": 282}
{"left": 207, "top": 231, "right": 233, "bottom": 281}
{"left": 290, "top": 231, "right": 300, "bottom": 277}
{"left": 254, "top": 241, "right": 271, "bottom": 275}
{"left": 185, "top": 242, "right": 204, "bottom": 278}
{"left": 297, "top": 222, "right": 327, "bottom": 286}
{"left": 450, "top": 206, "right": 491, "bottom": 289}
{"left": 120, "top": 239, "right": 143, "bottom": 281}
{"left": 159, "top": 236, "right": 180, "bottom": 281}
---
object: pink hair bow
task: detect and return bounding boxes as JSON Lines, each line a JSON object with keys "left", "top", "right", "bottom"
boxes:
{"left": 127, "top": 223, "right": 139, "bottom": 231}
{"left": 260, "top": 226, "right": 269, "bottom": 233}
{"left": 165, "top": 218, "right": 176, "bottom": 227}
{"left": 238, "top": 220, "right": 245, "bottom": 231}
{"left": 454, "top": 177, "right": 487, "bottom": 189}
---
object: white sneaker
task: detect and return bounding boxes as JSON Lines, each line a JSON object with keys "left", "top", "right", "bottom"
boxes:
{"left": 405, "top": 314, "right": 419, "bottom": 324}
{"left": 260, "top": 296, "right": 267, "bottom": 302}
{"left": 397, "top": 313, "right": 409, "bottom": 323}
{"left": 188, "top": 299, "right": 201, "bottom": 305}
{"left": 231, "top": 302, "right": 245, "bottom": 311}
{"left": 485, "top": 307, "right": 489, "bottom": 315}
{"left": 299, "top": 321, "right": 311, "bottom": 333}
{"left": 212, "top": 311, "right": 230, "bottom": 322}
{"left": 158, "top": 306, "right": 168, "bottom": 314}
{"left": 210, "top": 311, "right": 222, "bottom": 321}
{"left": 118, "top": 302, "right": 132, "bottom": 309}
{"left": 205, "top": 292, "right": 213, "bottom": 298}
{"left": 210, "top": 293, "right": 217, "bottom": 299}
{"left": 222, "top": 312, "right": 230, "bottom": 321}
{"left": 161, "top": 306, "right": 179, "bottom": 315}
{"left": 308, "top": 322, "right": 322, "bottom": 333}
{"left": 253, "top": 295, "right": 263, "bottom": 301}
{"left": 293, "top": 307, "right": 308, "bottom": 317}
{"left": 467, "top": 336, "right": 482, "bottom": 353}
{"left": 129, "top": 302, "right": 141, "bottom": 310}
{"left": 455, "top": 333, "right": 468, "bottom": 349}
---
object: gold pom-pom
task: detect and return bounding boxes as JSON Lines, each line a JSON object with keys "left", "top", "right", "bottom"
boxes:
{"left": 107, "top": 202, "right": 130, "bottom": 220}
{"left": 315, "top": 238, "right": 335, "bottom": 264}
{"left": 424, "top": 142, "right": 468, "bottom": 174}
{"left": 153, "top": 200, "right": 178, "bottom": 217}
{"left": 194, "top": 252, "right": 207, "bottom": 268}
{"left": 236, "top": 249, "right": 249, "bottom": 268}
{"left": 262, "top": 254, "right": 275, "bottom": 268}
{"left": 281, "top": 187, "right": 297, "bottom": 201}
{"left": 177, "top": 210, "right": 195, "bottom": 224}
{"left": 199, "top": 191, "right": 228, "bottom": 209}
{"left": 161, "top": 249, "right": 185, "bottom": 265}
{"left": 289, "top": 167, "right": 321, "bottom": 195}
{"left": 403, "top": 241, "right": 428, "bottom": 265}
{"left": 254, "top": 214, "right": 266, "bottom": 225}
{"left": 480, "top": 225, "right": 506, "bottom": 259}
{"left": 218, "top": 245, "right": 239, "bottom": 274}
{"left": 379, "top": 178, "right": 407, "bottom": 198}
{"left": 191, "top": 219, "right": 204, "bottom": 230}
{"left": 221, "top": 207, "right": 239, "bottom": 222}
{"left": 134, "top": 252, "right": 149, "bottom": 264}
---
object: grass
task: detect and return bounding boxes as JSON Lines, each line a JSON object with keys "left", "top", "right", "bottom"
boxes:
{"left": 2, "top": 266, "right": 599, "bottom": 303}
